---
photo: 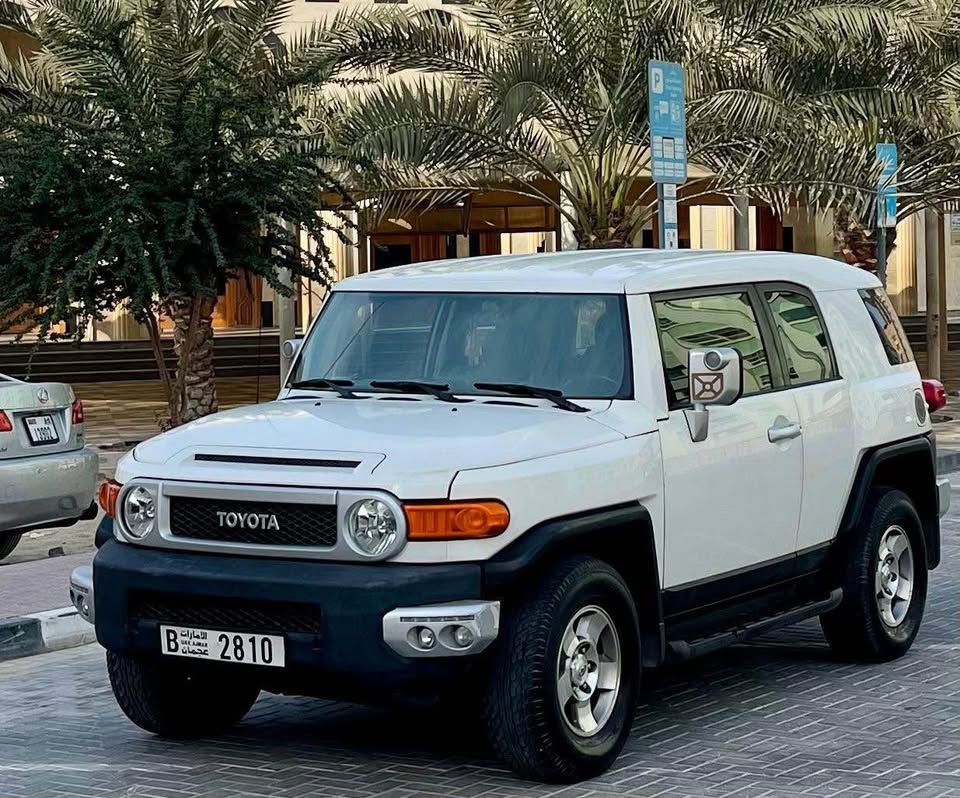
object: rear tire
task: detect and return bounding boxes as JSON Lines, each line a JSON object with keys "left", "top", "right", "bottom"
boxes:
{"left": 483, "top": 556, "right": 640, "bottom": 783}
{"left": 0, "top": 533, "right": 22, "bottom": 561}
{"left": 821, "top": 489, "right": 928, "bottom": 662}
{"left": 107, "top": 651, "right": 259, "bottom": 738}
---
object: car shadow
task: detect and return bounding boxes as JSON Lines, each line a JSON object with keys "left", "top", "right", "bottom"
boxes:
{"left": 209, "top": 624, "right": 839, "bottom": 764}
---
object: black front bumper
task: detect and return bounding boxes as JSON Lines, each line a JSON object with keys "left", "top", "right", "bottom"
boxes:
{"left": 94, "top": 533, "right": 484, "bottom": 696}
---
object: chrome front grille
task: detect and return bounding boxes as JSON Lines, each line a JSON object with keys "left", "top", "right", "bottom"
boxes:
{"left": 168, "top": 496, "right": 338, "bottom": 548}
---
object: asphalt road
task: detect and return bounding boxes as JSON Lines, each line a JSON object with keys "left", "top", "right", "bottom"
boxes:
{"left": 1, "top": 487, "right": 959, "bottom": 798}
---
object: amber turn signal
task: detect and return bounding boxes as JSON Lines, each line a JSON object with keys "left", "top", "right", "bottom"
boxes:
{"left": 404, "top": 501, "right": 510, "bottom": 540}
{"left": 98, "top": 479, "right": 122, "bottom": 518}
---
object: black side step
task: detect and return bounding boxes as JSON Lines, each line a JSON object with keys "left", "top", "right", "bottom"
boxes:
{"left": 666, "top": 588, "right": 843, "bottom": 661}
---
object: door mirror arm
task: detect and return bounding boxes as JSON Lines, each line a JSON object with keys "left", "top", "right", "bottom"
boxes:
{"left": 684, "top": 402, "right": 710, "bottom": 443}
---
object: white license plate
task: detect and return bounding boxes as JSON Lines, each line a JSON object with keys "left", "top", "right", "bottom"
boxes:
{"left": 160, "top": 625, "right": 285, "bottom": 668}
{"left": 25, "top": 415, "right": 59, "bottom": 445}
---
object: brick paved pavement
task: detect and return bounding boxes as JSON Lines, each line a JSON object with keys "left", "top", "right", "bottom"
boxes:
{"left": 0, "top": 552, "right": 90, "bottom": 617}
{"left": 1, "top": 489, "right": 959, "bottom": 798}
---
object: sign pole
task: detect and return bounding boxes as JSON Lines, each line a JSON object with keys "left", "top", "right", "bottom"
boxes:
{"left": 875, "top": 143, "right": 897, "bottom": 288}
{"left": 657, "top": 184, "right": 679, "bottom": 250}
{"left": 649, "top": 60, "right": 686, "bottom": 249}
{"left": 876, "top": 225, "right": 887, "bottom": 287}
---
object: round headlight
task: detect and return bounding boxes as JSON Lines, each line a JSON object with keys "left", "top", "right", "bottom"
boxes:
{"left": 345, "top": 498, "right": 399, "bottom": 557}
{"left": 122, "top": 486, "right": 156, "bottom": 540}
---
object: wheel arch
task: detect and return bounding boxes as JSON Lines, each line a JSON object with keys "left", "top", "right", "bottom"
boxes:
{"left": 837, "top": 435, "right": 939, "bottom": 570}
{"left": 482, "top": 502, "right": 665, "bottom": 668}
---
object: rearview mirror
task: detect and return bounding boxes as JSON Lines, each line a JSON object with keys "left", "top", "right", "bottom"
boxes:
{"left": 684, "top": 347, "right": 743, "bottom": 442}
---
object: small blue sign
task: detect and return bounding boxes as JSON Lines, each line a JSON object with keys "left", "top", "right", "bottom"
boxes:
{"left": 649, "top": 60, "right": 687, "bottom": 184}
{"left": 877, "top": 143, "right": 897, "bottom": 228}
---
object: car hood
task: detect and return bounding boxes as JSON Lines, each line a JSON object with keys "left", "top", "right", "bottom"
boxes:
{"left": 123, "top": 397, "right": 627, "bottom": 497}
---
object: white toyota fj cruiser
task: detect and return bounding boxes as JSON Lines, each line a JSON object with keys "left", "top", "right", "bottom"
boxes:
{"left": 71, "top": 250, "right": 949, "bottom": 782}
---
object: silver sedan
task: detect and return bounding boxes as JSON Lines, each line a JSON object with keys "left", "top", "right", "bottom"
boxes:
{"left": 0, "top": 373, "right": 98, "bottom": 560}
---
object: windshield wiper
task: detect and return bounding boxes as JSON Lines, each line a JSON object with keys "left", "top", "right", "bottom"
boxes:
{"left": 287, "top": 378, "right": 362, "bottom": 399}
{"left": 369, "top": 380, "right": 471, "bottom": 404}
{"left": 474, "top": 382, "right": 589, "bottom": 413}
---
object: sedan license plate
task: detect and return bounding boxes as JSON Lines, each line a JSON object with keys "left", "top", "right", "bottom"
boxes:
{"left": 24, "top": 415, "right": 59, "bottom": 445}
{"left": 160, "top": 625, "right": 285, "bottom": 668}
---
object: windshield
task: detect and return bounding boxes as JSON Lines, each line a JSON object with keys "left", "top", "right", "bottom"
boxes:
{"left": 290, "top": 291, "right": 632, "bottom": 399}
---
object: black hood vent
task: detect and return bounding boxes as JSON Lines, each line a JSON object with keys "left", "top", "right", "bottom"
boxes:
{"left": 194, "top": 453, "right": 360, "bottom": 469}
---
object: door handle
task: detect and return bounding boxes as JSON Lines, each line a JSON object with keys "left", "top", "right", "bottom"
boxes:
{"left": 768, "top": 422, "right": 802, "bottom": 443}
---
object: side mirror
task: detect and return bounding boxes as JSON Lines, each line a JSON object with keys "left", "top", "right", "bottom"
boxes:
{"left": 684, "top": 347, "right": 743, "bottom": 442}
{"left": 281, "top": 338, "right": 302, "bottom": 360}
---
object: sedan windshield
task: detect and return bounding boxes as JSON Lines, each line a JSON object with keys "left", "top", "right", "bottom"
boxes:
{"left": 290, "top": 291, "right": 631, "bottom": 399}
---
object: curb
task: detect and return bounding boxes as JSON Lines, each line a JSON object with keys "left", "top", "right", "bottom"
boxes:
{"left": 0, "top": 607, "right": 96, "bottom": 662}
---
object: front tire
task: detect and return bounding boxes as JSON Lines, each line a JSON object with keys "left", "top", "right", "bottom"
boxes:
{"left": 0, "top": 533, "right": 22, "bottom": 561}
{"left": 483, "top": 557, "right": 640, "bottom": 783}
{"left": 821, "top": 488, "right": 928, "bottom": 662}
{"left": 107, "top": 651, "right": 260, "bottom": 738}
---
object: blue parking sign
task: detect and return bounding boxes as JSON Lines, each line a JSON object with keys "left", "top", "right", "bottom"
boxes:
{"left": 876, "top": 143, "right": 897, "bottom": 228}
{"left": 648, "top": 61, "right": 687, "bottom": 184}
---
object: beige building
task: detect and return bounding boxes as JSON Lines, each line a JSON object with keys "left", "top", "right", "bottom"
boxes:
{"left": 1, "top": 1, "right": 948, "bottom": 343}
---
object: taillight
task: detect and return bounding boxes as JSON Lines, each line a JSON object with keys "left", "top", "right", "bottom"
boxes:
{"left": 0, "top": 411, "right": 11, "bottom": 433}
{"left": 98, "top": 480, "right": 121, "bottom": 518}
{"left": 71, "top": 398, "right": 84, "bottom": 424}
{"left": 922, "top": 379, "right": 947, "bottom": 413}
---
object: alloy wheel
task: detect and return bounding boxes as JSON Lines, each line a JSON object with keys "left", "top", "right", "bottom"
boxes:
{"left": 556, "top": 605, "right": 621, "bottom": 737}
{"left": 875, "top": 525, "right": 914, "bottom": 628}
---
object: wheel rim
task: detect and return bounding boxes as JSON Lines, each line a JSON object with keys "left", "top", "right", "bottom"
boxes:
{"left": 875, "top": 525, "right": 914, "bottom": 628}
{"left": 556, "top": 605, "right": 621, "bottom": 738}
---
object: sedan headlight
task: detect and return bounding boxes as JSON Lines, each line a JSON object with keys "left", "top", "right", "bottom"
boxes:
{"left": 345, "top": 498, "right": 399, "bottom": 557}
{"left": 121, "top": 485, "right": 157, "bottom": 540}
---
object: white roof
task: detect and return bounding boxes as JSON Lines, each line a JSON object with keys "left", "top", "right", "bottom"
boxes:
{"left": 336, "top": 250, "right": 879, "bottom": 295}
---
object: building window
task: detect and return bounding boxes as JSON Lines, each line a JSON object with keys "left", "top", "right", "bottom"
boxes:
{"left": 859, "top": 288, "right": 914, "bottom": 365}
{"left": 765, "top": 290, "right": 837, "bottom": 385}
{"left": 654, "top": 292, "right": 772, "bottom": 407}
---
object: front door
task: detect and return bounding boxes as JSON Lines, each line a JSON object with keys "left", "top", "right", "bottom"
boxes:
{"left": 652, "top": 288, "right": 803, "bottom": 590}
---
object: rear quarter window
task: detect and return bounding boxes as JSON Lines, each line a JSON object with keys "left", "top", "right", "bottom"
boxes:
{"left": 859, "top": 288, "right": 914, "bottom": 366}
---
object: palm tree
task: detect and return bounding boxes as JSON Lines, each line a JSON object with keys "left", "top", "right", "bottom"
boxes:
{"left": 332, "top": 0, "right": 937, "bottom": 249}
{"left": 712, "top": 0, "right": 960, "bottom": 272}
{"left": 0, "top": 0, "right": 360, "bottom": 425}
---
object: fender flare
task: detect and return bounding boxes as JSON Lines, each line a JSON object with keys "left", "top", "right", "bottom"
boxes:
{"left": 836, "top": 435, "right": 939, "bottom": 570}
{"left": 482, "top": 502, "right": 665, "bottom": 667}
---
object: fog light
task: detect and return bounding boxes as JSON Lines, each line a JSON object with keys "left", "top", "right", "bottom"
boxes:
{"left": 417, "top": 627, "right": 436, "bottom": 649}
{"left": 453, "top": 626, "right": 474, "bottom": 648}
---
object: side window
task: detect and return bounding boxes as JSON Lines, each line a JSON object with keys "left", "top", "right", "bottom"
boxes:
{"left": 859, "top": 288, "right": 914, "bottom": 365}
{"left": 764, "top": 290, "right": 837, "bottom": 385}
{"left": 654, "top": 292, "right": 772, "bottom": 407}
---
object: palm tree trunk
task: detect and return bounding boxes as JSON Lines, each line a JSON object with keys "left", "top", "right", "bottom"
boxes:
{"left": 167, "top": 293, "right": 218, "bottom": 426}
{"left": 574, "top": 210, "right": 634, "bottom": 249}
{"left": 833, "top": 206, "right": 896, "bottom": 274}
